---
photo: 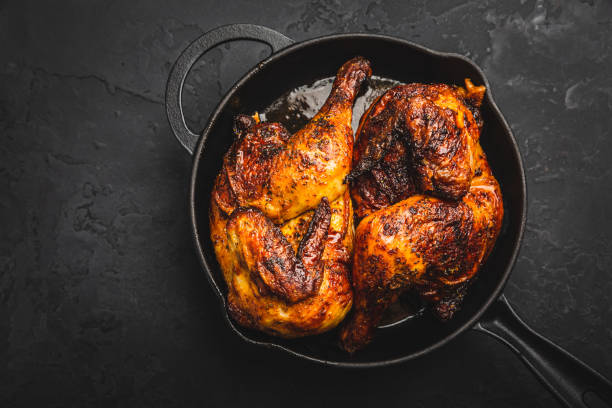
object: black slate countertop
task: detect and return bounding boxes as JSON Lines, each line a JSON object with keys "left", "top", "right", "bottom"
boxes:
{"left": 1, "top": 1, "right": 611, "bottom": 407}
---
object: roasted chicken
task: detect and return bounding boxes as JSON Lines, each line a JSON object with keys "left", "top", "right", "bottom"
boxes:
{"left": 341, "top": 80, "right": 503, "bottom": 352}
{"left": 210, "top": 57, "right": 371, "bottom": 337}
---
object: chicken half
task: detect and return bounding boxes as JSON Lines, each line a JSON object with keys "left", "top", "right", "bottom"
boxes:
{"left": 210, "top": 57, "right": 371, "bottom": 337}
{"left": 341, "top": 80, "right": 503, "bottom": 352}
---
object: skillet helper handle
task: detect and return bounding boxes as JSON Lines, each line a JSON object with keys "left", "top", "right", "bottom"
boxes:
{"left": 165, "top": 24, "right": 293, "bottom": 155}
{"left": 475, "top": 295, "right": 612, "bottom": 407}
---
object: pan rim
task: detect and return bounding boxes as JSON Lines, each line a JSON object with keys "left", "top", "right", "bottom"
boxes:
{"left": 187, "top": 32, "right": 528, "bottom": 368}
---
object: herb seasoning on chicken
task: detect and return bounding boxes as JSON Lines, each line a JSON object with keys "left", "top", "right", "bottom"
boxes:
{"left": 209, "top": 57, "right": 371, "bottom": 337}
{"left": 341, "top": 79, "right": 503, "bottom": 352}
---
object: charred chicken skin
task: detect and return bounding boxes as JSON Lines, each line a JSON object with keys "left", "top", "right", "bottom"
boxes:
{"left": 341, "top": 79, "right": 503, "bottom": 352}
{"left": 210, "top": 57, "right": 371, "bottom": 337}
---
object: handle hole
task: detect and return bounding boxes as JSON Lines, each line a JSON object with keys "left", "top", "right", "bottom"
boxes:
{"left": 182, "top": 41, "right": 272, "bottom": 133}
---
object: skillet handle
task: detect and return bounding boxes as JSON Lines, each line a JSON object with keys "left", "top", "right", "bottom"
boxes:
{"left": 165, "top": 24, "right": 294, "bottom": 155}
{"left": 474, "top": 295, "right": 612, "bottom": 407}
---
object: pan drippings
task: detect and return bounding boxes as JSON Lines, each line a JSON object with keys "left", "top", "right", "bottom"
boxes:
{"left": 262, "top": 75, "right": 400, "bottom": 135}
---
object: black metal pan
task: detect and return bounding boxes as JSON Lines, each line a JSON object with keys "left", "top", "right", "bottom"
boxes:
{"left": 165, "top": 24, "right": 612, "bottom": 407}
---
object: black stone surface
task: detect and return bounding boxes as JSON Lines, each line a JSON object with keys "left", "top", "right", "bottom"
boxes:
{"left": 1, "top": 0, "right": 611, "bottom": 406}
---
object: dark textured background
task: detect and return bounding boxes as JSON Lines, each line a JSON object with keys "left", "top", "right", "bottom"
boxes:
{"left": 1, "top": 0, "right": 611, "bottom": 406}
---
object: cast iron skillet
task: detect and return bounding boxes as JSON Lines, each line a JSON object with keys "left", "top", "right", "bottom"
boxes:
{"left": 166, "top": 24, "right": 612, "bottom": 407}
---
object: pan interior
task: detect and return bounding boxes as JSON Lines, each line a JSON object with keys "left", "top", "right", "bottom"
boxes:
{"left": 262, "top": 75, "right": 400, "bottom": 134}
{"left": 191, "top": 35, "right": 525, "bottom": 365}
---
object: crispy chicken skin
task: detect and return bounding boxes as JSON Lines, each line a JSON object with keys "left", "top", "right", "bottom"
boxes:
{"left": 349, "top": 79, "right": 486, "bottom": 219}
{"left": 226, "top": 198, "right": 331, "bottom": 304}
{"left": 217, "top": 57, "right": 372, "bottom": 224}
{"left": 209, "top": 57, "right": 371, "bottom": 337}
{"left": 341, "top": 79, "right": 503, "bottom": 352}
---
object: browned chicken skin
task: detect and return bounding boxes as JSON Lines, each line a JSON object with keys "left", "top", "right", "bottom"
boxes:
{"left": 226, "top": 197, "right": 331, "bottom": 304}
{"left": 216, "top": 57, "right": 372, "bottom": 224}
{"left": 210, "top": 57, "right": 371, "bottom": 337}
{"left": 341, "top": 79, "right": 503, "bottom": 352}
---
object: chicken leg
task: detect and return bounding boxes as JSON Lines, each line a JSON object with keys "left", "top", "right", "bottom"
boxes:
{"left": 215, "top": 56, "right": 372, "bottom": 224}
